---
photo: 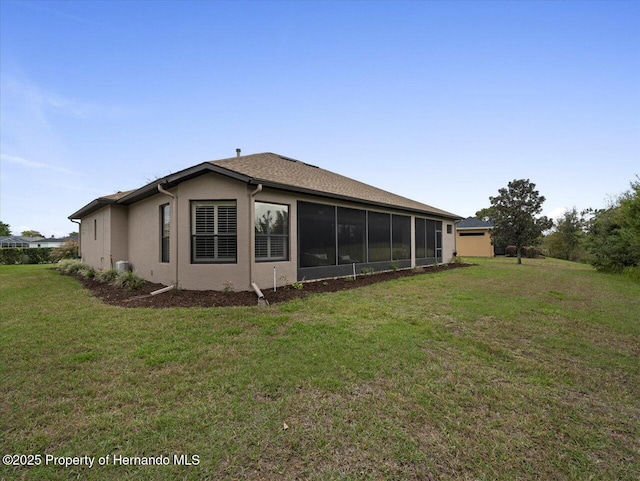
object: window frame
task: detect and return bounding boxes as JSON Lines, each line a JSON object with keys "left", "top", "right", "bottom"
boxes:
{"left": 255, "top": 201, "right": 290, "bottom": 262}
{"left": 160, "top": 203, "right": 170, "bottom": 263}
{"left": 190, "top": 200, "right": 238, "bottom": 264}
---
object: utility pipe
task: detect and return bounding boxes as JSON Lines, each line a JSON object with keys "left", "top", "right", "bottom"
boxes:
{"left": 70, "top": 219, "right": 81, "bottom": 259}
{"left": 151, "top": 285, "right": 175, "bottom": 296}
{"left": 248, "top": 184, "right": 263, "bottom": 296}
{"left": 157, "top": 183, "right": 178, "bottom": 292}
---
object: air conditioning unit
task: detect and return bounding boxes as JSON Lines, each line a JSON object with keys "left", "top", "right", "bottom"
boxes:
{"left": 115, "top": 260, "right": 130, "bottom": 272}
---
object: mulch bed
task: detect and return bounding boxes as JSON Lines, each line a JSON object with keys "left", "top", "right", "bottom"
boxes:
{"left": 69, "top": 263, "right": 472, "bottom": 308}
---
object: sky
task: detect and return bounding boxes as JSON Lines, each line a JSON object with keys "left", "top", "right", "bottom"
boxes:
{"left": 1, "top": 0, "right": 638, "bottom": 238}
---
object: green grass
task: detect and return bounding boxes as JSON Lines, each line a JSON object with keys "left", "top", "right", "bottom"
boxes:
{"left": 1, "top": 259, "right": 638, "bottom": 480}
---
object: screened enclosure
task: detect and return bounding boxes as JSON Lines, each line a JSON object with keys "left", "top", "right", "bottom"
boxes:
{"left": 298, "top": 201, "right": 414, "bottom": 280}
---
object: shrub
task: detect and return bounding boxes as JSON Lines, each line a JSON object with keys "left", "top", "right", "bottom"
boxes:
{"left": 78, "top": 266, "right": 96, "bottom": 279}
{"left": 519, "top": 246, "right": 543, "bottom": 258}
{"left": 57, "top": 259, "right": 90, "bottom": 274}
{"left": 95, "top": 269, "right": 119, "bottom": 283}
{"left": 505, "top": 246, "right": 517, "bottom": 257}
{"left": 452, "top": 255, "right": 466, "bottom": 265}
{"left": 111, "top": 270, "right": 145, "bottom": 290}
{"left": 623, "top": 266, "right": 640, "bottom": 283}
{"left": 51, "top": 241, "right": 79, "bottom": 263}
{"left": 0, "top": 247, "right": 52, "bottom": 264}
{"left": 389, "top": 261, "right": 399, "bottom": 271}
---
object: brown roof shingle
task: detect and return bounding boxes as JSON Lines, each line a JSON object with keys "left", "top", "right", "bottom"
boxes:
{"left": 212, "top": 152, "right": 459, "bottom": 218}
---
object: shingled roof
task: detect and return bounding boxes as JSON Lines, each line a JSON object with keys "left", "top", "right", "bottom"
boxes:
{"left": 457, "top": 217, "right": 494, "bottom": 229}
{"left": 212, "top": 153, "right": 459, "bottom": 218}
{"left": 70, "top": 152, "right": 460, "bottom": 219}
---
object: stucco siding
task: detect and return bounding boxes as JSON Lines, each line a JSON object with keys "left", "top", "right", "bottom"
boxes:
{"left": 127, "top": 194, "right": 174, "bottom": 286}
{"left": 456, "top": 229, "right": 493, "bottom": 257}
{"left": 80, "top": 206, "right": 110, "bottom": 270}
{"left": 443, "top": 221, "right": 456, "bottom": 263}
{"left": 173, "top": 172, "right": 250, "bottom": 291}
{"left": 110, "top": 206, "right": 129, "bottom": 265}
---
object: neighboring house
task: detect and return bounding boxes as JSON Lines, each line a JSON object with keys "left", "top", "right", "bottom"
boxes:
{"left": 29, "top": 235, "right": 78, "bottom": 249}
{"left": 0, "top": 236, "right": 33, "bottom": 248}
{"left": 0, "top": 235, "right": 77, "bottom": 249}
{"left": 455, "top": 217, "right": 504, "bottom": 257}
{"left": 69, "top": 152, "right": 461, "bottom": 291}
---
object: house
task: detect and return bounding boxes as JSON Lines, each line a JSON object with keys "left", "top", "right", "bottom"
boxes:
{"left": 69, "top": 152, "right": 461, "bottom": 291}
{"left": 0, "top": 235, "right": 77, "bottom": 249}
{"left": 455, "top": 217, "right": 503, "bottom": 257}
{"left": 0, "top": 236, "right": 33, "bottom": 248}
{"left": 29, "top": 235, "right": 78, "bottom": 249}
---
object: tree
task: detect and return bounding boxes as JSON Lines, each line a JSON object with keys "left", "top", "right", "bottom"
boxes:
{"left": 21, "top": 230, "right": 43, "bottom": 238}
{"left": 489, "top": 179, "right": 553, "bottom": 264}
{"left": 545, "top": 207, "right": 585, "bottom": 261}
{"left": 585, "top": 178, "right": 640, "bottom": 272}
{"left": 475, "top": 207, "right": 496, "bottom": 222}
{"left": 0, "top": 221, "right": 10, "bottom": 236}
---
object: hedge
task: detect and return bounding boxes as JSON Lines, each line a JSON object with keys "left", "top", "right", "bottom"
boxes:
{"left": 0, "top": 248, "right": 53, "bottom": 265}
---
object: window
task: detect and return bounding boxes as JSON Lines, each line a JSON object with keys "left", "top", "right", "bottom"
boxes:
{"left": 160, "top": 204, "right": 170, "bottom": 263}
{"left": 94, "top": 219, "right": 97, "bottom": 241}
{"left": 255, "top": 202, "right": 289, "bottom": 261}
{"left": 446, "top": 224, "right": 452, "bottom": 234}
{"left": 415, "top": 218, "right": 426, "bottom": 258}
{"left": 392, "top": 215, "right": 411, "bottom": 260}
{"left": 299, "top": 202, "right": 336, "bottom": 267}
{"left": 415, "top": 218, "right": 436, "bottom": 259}
{"left": 191, "top": 201, "right": 237, "bottom": 263}
{"left": 368, "top": 211, "right": 391, "bottom": 262}
{"left": 338, "top": 207, "right": 366, "bottom": 264}
{"left": 426, "top": 220, "right": 436, "bottom": 257}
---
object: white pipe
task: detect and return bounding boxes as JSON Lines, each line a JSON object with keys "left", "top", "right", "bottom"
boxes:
{"left": 353, "top": 262, "right": 356, "bottom": 280}
{"left": 273, "top": 267, "right": 276, "bottom": 292}
{"left": 151, "top": 285, "right": 175, "bottom": 296}
{"left": 248, "top": 184, "right": 263, "bottom": 290}
{"left": 251, "top": 282, "right": 265, "bottom": 299}
{"left": 250, "top": 184, "right": 263, "bottom": 197}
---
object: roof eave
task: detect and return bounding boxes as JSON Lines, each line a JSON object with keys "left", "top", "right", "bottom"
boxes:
{"left": 68, "top": 198, "right": 118, "bottom": 220}
{"left": 253, "top": 179, "right": 462, "bottom": 220}
{"left": 117, "top": 163, "right": 252, "bottom": 205}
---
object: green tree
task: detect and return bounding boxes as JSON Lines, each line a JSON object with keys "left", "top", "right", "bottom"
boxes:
{"left": 545, "top": 207, "right": 585, "bottom": 261}
{"left": 489, "top": 179, "right": 553, "bottom": 264}
{"left": 475, "top": 207, "right": 497, "bottom": 222}
{"left": 0, "top": 221, "right": 10, "bottom": 236}
{"left": 22, "top": 230, "right": 43, "bottom": 238}
{"left": 585, "top": 178, "right": 640, "bottom": 272}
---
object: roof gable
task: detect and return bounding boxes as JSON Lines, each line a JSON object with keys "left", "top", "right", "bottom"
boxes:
{"left": 70, "top": 152, "right": 461, "bottom": 220}
{"left": 212, "top": 153, "right": 459, "bottom": 218}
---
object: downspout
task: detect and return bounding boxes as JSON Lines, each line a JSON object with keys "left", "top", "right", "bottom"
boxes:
{"left": 249, "top": 183, "right": 263, "bottom": 296}
{"left": 71, "top": 219, "right": 81, "bottom": 259}
{"left": 155, "top": 183, "right": 178, "bottom": 294}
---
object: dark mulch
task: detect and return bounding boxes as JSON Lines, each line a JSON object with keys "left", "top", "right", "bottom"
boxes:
{"left": 69, "top": 263, "right": 472, "bottom": 308}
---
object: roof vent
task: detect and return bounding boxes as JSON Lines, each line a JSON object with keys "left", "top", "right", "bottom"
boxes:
{"left": 236, "top": 148, "right": 241, "bottom": 158}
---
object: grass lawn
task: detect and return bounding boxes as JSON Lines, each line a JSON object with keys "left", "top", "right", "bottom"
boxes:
{"left": 1, "top": 258, "right": 638, "bottom": 480}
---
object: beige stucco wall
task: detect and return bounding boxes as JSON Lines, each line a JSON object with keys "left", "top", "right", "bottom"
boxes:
{"left": 80, "top": 173, "right": 458, "bottom": 291}
{"left": 456, "top": 229, "right": 493, "bottom": 257}
{"left": 110, "top": 206, "right": 129, "bottom": 265}
{"left": 443, "top": 221, "right": 456, "bottom": 263}
{"left": 79, "top": 206, "right": 110, "bottom": 270}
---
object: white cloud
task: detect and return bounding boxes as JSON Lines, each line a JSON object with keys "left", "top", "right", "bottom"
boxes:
{"left": 1, "top": 153, "right": 76, "bottom": 175}
{"left": 1, "top": 74, "right": 128, "bottom": 119}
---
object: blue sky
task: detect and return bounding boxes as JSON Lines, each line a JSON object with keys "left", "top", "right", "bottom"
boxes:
{"left": 1, "top": 0, "right": 638, "bottom": 237}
